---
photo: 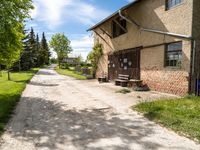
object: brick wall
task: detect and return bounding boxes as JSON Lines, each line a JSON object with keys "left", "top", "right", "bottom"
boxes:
{"left": 141, "top": 69, "right": 189, "bottom": 96}
{"left": 140, "top": 41, "right": 191, "bottom": 96}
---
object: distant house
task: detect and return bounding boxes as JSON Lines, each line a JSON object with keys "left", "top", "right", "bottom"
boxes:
{"left": 88, "top": 0, "right": 200, "bottom": 96}
{"left": 62, "top": 57, "right": 78, "bottom": 65}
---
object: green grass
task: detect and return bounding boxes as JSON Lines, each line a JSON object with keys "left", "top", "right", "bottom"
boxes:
{"left": 55, "top": 68, "right": 87, "bottom": 80}
{"left": 0, "top": 68, "right": 39, "bottom": 134}
{"left": 116, "top": 88, "right": 131, "bottom": 94}
{"left": 134, "top": 96, "right": 200, "bottom": 142}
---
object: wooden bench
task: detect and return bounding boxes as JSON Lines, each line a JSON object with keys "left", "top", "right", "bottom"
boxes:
{"left": 128, "top": 79, "right": 143, "bottom": 88}
{"left": 115, "top": 74, "right": 130, "bottom": 87}
{"left": 98, "top": 72, "right": 108, "bottom": 83}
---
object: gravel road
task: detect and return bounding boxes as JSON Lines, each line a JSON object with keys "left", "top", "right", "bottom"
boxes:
{"left": 0, "top": 67, "right": 200, "bottom": 150}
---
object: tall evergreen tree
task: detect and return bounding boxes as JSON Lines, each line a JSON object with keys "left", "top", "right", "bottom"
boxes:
{"left": 14, "top": 28, "right": 37, "bottom": 71}
{"left": 35, "top": 34, "right": 40, "bottom": 67}
{"left": 22, "top": 31, "right": 30, "bottom": 70}
{"left": 40, "top": 32, "right": 50, "bottom": 65}
{"left": 29, "top": 27, "right": 37, "bottom": 67}
{"left": 19, "top": 29, "right": 32, "bottom": 70}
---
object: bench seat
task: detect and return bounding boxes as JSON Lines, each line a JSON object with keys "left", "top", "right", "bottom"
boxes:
{"left": 115, "top": 74, "right": 130, "bottom": 87}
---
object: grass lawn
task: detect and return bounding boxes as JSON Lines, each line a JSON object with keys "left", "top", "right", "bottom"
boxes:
{"left": 133, "top": 96, "right": 200, "bottom": 142}
{"left": 0, "top": 68, "right": 39, "bottom": 134}
{"left": 55, "top": 68, "right": 87, "bottom": 80}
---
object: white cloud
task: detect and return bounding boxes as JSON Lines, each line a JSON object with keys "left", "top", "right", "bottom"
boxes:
{"left": 31, "top": 0, "right": 110, "bottom": 29}
{"left": 70, "top": 34, "right": 93, "bottom": 60}
{"left": 28, "top": 0, "right": 111, "bottom": 59}
{"left": 71, "top": 35, "right": 93, "bottom": 49}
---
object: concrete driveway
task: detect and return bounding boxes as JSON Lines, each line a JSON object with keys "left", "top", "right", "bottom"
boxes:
{"left": 0, "top": 67, "right": 200, "bottom": 150}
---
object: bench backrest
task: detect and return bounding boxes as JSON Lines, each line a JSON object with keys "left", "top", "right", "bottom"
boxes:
{"left": 118, "top": 74, "right": 130, "bottom": 80}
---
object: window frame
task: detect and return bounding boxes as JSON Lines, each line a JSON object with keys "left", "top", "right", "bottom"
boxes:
{"left": 165, "top": 0, "right": 184, "bottom": 10}
{"left": 164, "top": 41, "right": 183, "bottom": 68}
{"left": 112, "top": 17, "right": 127, "bottom": 38}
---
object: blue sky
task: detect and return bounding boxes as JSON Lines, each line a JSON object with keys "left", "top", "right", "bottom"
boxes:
{"left": 27, "top": 0, "right": 133, "bottom": 59}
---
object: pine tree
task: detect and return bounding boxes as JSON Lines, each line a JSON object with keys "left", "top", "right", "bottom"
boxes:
{"left": 20, "top": 29, "right": 32, "bottom": 70}
{"left": 40, "top": 32, "right": 50, "bottom": 65}
{"left": 29, "top": 27, "right": 37, "bottom": 67}
{"left": 35, "top": 34, "right": 40, "bottom": 67}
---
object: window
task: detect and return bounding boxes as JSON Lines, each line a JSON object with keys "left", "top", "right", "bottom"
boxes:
{"left": 165, "top": 42, "right": 182, "bottom": 67}
{"left": 166, "top": 0, "right": 183, "bottom": 10}
{"left": 112, "top": 17, "right": 127, "bottom": 38}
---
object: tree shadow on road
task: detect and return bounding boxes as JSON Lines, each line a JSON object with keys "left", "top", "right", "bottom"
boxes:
{"left": 3, "top": 97, "right": 186, "bottom": 150}
{"left": 29, "top": 81, "right": 59, "bottom": 87}
{"left": 37, "top": 70, "right": 57, "bottom": 76}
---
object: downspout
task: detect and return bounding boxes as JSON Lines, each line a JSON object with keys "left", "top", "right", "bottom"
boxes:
{"left": 118, "top": 10, "right": 140, "bottom": 28}
{"left": 118, "top": 10, "right": 192, "bottom": 40}
{"left": 192, "top": 40, "right": 196, "bottom": 75}
{"left": 191, "top": 40, "right": 198, "bottom": 95}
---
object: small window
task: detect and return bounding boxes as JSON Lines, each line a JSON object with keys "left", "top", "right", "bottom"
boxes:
{"left": 112, "top": 17, "right": 127, "bottom": 38}
{"left": 166, "top": 0, "right": 183, "bottom": 10}
{"left": 165, "top": 42, "right": 182, "bottom": 68}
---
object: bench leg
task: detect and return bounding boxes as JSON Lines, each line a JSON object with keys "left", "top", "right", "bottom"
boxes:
{"left": 121, "top": 82, "right": 128, "bottom": 87}
{"left": 115, "top": 81, "right": 120, "bottom": 86}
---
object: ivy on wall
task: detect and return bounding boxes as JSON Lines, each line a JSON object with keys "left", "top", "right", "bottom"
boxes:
{"left": 87, "top": 43, "right": 103, "bottom": 76}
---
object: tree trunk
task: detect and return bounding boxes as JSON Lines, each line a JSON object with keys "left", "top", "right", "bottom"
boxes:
{"left": 8, "top": 70, "right": 11, "bottom": 80}
{"left": 19, "top": 60, "right": 21, "bottom": 72}
{"left": 0, "top": 65, "right": 2, "bottom": 77}
{"left": 58, "top": 61, "right": 61, "bottom": 69}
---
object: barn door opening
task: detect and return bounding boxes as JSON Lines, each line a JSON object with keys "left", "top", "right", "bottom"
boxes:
{"left": 108, "top": 47, "right": 141, "bottom": 81}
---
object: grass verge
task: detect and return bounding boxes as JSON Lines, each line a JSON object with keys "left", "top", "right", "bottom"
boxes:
{"left": 133, "top": 96, "right": 200, "bottom": 142}
{"left": 0, "top": 68, "right": 39, "bottom": 134}
{"left": 116, "top": 88, "right": 131, "bottom": 94}
{"left": 55, "top": 68, "right": 87, "bottom": 80}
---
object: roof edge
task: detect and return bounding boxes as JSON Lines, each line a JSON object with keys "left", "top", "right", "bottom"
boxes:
{"left": 87, "top": 0, "right": 140, "bottom": 31}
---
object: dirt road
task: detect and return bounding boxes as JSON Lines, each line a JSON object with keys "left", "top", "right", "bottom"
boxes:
{"left": 0, "top": 67, "right": 199, "bottom": 150}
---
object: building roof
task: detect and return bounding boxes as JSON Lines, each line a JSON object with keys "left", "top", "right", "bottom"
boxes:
{"left": 87, "top": 0, "right": 140, "bottom": 31}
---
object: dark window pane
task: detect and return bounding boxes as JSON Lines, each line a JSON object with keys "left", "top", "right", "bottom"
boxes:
{"left": 166, "top": 0, "right": 183, "bottom": 10}
{"left": 165, "top": 42, "right": 182, "bottom": 67}
{"left": 112, "top": 17, "right": 127, "bottom": 38}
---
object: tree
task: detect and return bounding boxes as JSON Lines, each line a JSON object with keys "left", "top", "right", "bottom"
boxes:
{"left": 0, "top": 0, "right": 34, "bottom": 80}
{"left": 35, "top": 33, "right": 40, "bottom": 67}
{"left": 87, "top": 43, "right": 103, "bottom": 77}
{"left": 29, "top": 27, "right": 37, "bottom": 67}
{"left": 20, "top": 30, "right": 32, "bottom": 70}
{"left": 49, "top": 33, "right": 72, "bottom": 68}
{"left": 14, "top": 28, "right": 37, "bottom": 71}
{"left": 39, "top": 32, "right": 50, "bottom": 66}
{"left": 76, "top": 54, "right": 83, "bottom": 65}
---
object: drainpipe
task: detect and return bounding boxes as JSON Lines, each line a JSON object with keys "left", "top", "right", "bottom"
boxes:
{"left": 118, "top": 10, "right": 192, "bottom": 40}
{"left": 118, "top": 10, "right": 140, "bottom": 28}
{"left": 192, "top": 40, "right": 196, "bottom": 75}
{"left": 191, "top": 40, "right": 198, "bottom": 95}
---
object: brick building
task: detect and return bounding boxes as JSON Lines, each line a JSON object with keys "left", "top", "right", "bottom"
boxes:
{"left": 87, "top": 0, "right": 200, "bottom": 96}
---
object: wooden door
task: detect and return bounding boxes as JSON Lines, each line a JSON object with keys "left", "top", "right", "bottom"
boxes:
{"left": 108, "top": 48, "right": 140, "bottom": 81}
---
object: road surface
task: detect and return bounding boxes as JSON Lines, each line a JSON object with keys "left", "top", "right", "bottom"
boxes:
{"left": 0, "top": 67, "right": 199, "bottom": 150}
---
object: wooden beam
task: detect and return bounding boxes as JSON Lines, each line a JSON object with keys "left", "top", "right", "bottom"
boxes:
{"left": 113, "top": 19, "right": 127, "bottom": 33}
{"left": 99, "top": 27, "right": 112, "bottom": 38}
{"left": 94, "top": 31, "right": 114, "bottom": 51}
